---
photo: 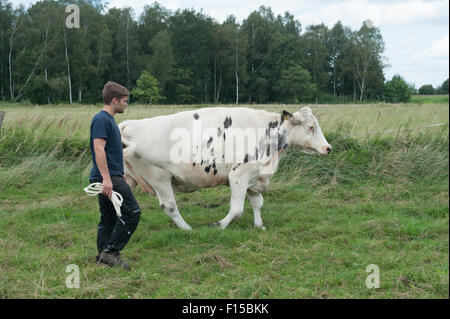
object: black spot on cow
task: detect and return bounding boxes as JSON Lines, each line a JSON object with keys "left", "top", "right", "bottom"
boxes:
{"left": 200, "top": 160, "right": 203, "bottom": 165}
{"left": 232, "top": 163, "right": 241, "bottom": 171}
{"left": 205, "top": 166, "right": 211, "bottom": 173}
{"left": 283, "top": 143, "right": 289, "bottom": 149}
{"left": 213, "top": 169, "right": 218, "bottom": 175}
{"left": 193, "top": 113, "right": 199, "bottom": 120}
{"left": 193, "top": 162, "right": 196, "bottom": 166}
{"left": 255, "top": 148, "right": 259, "bottom": 160}
{"left": 223, "top": 132, "right": 226, "bottom": 141}
{"left": 217, "top": 128, "right": 222, "bottom": 137}
{"left": 277, "top": 133, "right": 287, "bottom": 150}
{"left": 266, "top": 144, "right": 270, "bottom": 156}
{"left": 207, "top": 136, "right": 213, "bottom": 148}
{"left": 268, "top": 121, "right": 278, "bottom": 129}
{"left": 244, "top": 154, "right": 249, "bottom": 163}
{"left": 224, "top": 116, "right": 232, "bottom": 129}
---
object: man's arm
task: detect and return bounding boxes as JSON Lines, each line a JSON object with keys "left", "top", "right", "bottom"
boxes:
{"left": 93, "top": 138, "right": 113, "bottom": 198}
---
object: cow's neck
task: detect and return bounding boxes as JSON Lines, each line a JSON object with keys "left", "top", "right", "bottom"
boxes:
{"left": 261, "top": 114, "right": 294, "bottom": 175}
{"left": 274, "top": 113, "right": 294, "bottom": 154}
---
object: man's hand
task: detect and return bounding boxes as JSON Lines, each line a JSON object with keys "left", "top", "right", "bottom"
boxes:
{"left": 102, "top": 177, "right": 113, "bottom": 198}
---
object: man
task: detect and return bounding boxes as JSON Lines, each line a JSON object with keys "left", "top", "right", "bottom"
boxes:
{"left": 89, "top": 81, "right": 141, "bottom": 270}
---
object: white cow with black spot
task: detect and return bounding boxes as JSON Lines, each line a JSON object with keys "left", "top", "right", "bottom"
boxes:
{"left": 119, "top": 107, "right": 331, "bottom": 230}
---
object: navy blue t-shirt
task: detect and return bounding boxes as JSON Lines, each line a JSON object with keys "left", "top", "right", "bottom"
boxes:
{"left": 89, "top": 110, "right": 124, "bottom": 180}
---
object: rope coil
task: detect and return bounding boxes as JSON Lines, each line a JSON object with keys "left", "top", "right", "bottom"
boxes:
{"left": 84, "top": 182, "right": 123, "bottom": 217}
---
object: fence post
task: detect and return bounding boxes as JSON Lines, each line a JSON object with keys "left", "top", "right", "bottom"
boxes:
{"left": 0, "top": 111, "right": 5, "bottom": 132}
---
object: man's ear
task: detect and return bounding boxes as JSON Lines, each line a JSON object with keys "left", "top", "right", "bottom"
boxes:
{"left": 281, "top": 110, "right": 293, "bottom": 121}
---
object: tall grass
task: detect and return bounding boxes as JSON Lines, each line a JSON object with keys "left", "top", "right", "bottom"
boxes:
{"left": 275, "top": 122, "right": 449, "bottom": 186}
{"left": 0, "top": 117, "right": 90, "bottom": 193}
{"left": 1, "top": 103, "right": 448, "bottom": 137}
{"left": 0, "top": 115, "right": 88, "bottom": 164}
{"left": 1, "top": 112, "right": 447, "bottom": 193}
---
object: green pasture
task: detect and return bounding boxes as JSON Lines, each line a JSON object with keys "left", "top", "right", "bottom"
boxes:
{"left": 0, "top": 103, "right": 448, "bottom": 298}
{"left": 410, "top": 95, "right": 449, "bottom": 104}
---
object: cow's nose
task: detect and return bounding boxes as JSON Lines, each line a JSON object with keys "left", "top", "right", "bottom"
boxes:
{"left": 326, "top": 146, "right": 332, "bottom": 154}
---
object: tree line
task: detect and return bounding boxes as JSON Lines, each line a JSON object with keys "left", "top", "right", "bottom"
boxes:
{"left": 0, "top": 0, "right": 446, "bottom": 105}
{"left": 416, "top": 80, "right": 449, "bottom": 95}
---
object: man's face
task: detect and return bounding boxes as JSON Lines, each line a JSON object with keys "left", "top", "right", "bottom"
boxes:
{"left": 112, "top": 96, "right": 128, "bottom": 113}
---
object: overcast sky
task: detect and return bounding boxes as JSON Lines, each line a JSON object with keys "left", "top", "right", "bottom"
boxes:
{"left": 10, "top": 0, "right": 450, "bottom": 88}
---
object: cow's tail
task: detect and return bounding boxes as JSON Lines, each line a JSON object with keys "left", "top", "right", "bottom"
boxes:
{"left": 119, "top": 121, "right": 136, "bottom": 159}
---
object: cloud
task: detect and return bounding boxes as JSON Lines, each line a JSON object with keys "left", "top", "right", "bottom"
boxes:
{"left": 428, "top": 34, "right": 449, "bottom": 58}
{"left": 385, "top": 31, "right": 449, "bottom": 86}
{"left": 290, "top": 0, "right": 448, "bottom": 30}
{"left": 408, "top": 34, "right": 449, "bottom": 63}
{"left": 378, "top": 0, "right": 448, "bottom": 26}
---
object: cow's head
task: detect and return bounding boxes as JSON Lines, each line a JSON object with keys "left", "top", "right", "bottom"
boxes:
{"left": 283, "top": 107, "right": 332, "bottom": 155}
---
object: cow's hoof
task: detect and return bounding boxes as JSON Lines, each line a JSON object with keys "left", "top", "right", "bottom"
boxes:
{"left": 255, "top": 225, "right": 266, "bottom": 230}
{"left": 210, "top": 222, "right": 220, "bottom": 228}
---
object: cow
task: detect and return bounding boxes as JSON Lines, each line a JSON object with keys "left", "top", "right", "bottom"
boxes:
{"left": 118, "top": 106, "right": 331, "bottom": 231}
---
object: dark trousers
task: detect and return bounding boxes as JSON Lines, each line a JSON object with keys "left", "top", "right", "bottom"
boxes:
{"left": 89, "top": 175, "right": 141, "bottom": 253}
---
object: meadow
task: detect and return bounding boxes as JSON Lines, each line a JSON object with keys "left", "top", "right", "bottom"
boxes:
{"left": 0, "top": 102, "right": 448, "bottom": 298}
{"left": 410, "top": 94, "right": 449, "bottom": 105}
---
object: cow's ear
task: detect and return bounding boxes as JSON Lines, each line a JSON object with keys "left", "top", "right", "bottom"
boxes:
{"left": 282, "top": 110, "right": 293, "bottom": 121}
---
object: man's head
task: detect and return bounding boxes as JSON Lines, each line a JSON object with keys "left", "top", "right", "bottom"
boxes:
{"left": 102, "top": 81, "right": 129, "bottom": 114}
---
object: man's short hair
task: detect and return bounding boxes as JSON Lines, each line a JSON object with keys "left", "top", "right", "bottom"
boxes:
{"left": 102, "top": 81, "right": 129, "bottom": 104}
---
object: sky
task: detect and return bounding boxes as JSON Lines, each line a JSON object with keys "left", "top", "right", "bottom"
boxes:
{"left": 10, "top": 0, "right": 450, "bottom": 88}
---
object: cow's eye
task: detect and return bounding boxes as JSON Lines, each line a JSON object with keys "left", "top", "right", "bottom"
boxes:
{"left": 308, "top": 126, "right": 314, "bottom": 131}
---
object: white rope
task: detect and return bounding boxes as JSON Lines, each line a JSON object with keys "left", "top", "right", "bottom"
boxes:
{"left": 84, "top": 182, "right": 123, "bottom": 217}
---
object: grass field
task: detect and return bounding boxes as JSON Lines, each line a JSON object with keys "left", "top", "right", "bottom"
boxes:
{"left": 0, "top": 102, "right": 448, "bottom": 298}
{"left": 410, "top": 94, "right": 449, "bottom": 104}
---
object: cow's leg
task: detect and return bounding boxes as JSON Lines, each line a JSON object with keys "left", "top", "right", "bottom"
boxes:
{"left": 213, "top": 176, "right": 248, "bottom": 230}
{"left": 152, "top": 180, "right": 192, "bottom": 231}
{"left": 127, "top": 160, "right": 191, "bottom": 230}
{"left": 247, "top": 190, "right": 266, "bottom": 230}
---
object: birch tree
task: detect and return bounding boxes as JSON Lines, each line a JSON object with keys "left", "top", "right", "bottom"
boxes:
{"left": 353, "top": 22, "right": 384, "bottom": 101}
{"left": 8, "top": 10, "right": 23, "bottom": 100}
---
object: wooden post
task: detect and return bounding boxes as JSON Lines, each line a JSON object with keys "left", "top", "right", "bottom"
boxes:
{"left": 0, "top": 111, "right": 5, "bottom": 132}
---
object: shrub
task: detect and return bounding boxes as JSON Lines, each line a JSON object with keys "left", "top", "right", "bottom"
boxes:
{"left": 384, "top": 75, "right": 411, "bottom": 103}
{"left": 418, "top": 84, "right": 435, "bottom": 95}
{"left": 131, "top": 71, "right": 165, "bottom": 104}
